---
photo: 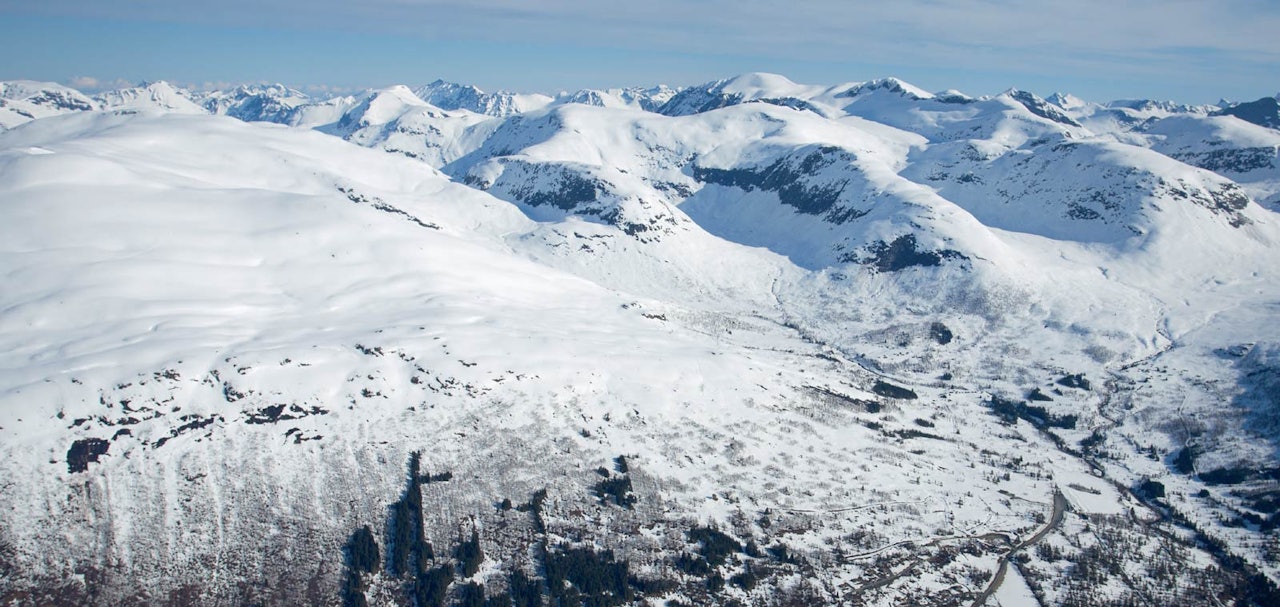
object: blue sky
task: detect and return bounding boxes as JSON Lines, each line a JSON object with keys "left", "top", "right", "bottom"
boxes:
{"left": 1, "top": 1, "right": 1277, "bottom": 104}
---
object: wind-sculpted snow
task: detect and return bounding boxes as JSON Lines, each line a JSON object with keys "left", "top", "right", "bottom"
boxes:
{"left": 4, "top": 75, "right": 1280, "bottom": 606}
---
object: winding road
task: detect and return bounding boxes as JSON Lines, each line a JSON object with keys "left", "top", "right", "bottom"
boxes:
{"left": 971, "top": 490, "right": 1068, "bottom": 607}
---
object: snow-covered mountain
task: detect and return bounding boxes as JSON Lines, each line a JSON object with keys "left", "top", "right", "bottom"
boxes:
{"left": 556, "top": 85, "right": 677, "bottom": 112}
{"left": 0, "top": 81, "right": 96, "bottom": 130}
{"left": 92, "top": 80, "right": 206, "bottom": 114}
{"left": 197, "top": 83, "right": 313, "bottom": 123}
{"left": 311, "top": 85, "right": 496, "bottom": 166}
{"left": 414, "top": 79, "right": 555, "bottom": 117}
{"left": 4, "top": 74, "right": 1280, "bottom": 607}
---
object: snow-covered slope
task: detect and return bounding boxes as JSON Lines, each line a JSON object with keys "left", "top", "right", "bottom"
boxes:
{"left": 1136, "top": 115, "right": 1280, "bottom": 208}
{"left": 4, "top": 74, "right": 1280, "bottom": 607}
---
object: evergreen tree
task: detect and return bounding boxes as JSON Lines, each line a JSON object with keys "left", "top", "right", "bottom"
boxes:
{"left": 340, "top": 569, "right": 368, "bottom": 607}
{"left": 456, "top": 581, "right": 486, "bottom": 607}
{"left": 347, "top": 525, "right": 381, "bottom": 574}
{"left": 414, "top": 565, "right": 453, "bottom": 607}
{"left": 388, "top": 452, "right": 428, "bottom": 577}
{"left": 457, "top": 528, "right": 484, "bottom": 578}
{"left": 508, "top": 569, "right": 542, "bottom": 607}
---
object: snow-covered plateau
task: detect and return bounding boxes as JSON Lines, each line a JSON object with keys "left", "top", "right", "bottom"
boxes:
{"left": 2, "top": 74, "right": 1280, "bottom": 606}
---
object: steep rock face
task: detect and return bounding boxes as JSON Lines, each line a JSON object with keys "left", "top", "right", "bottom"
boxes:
{"left": 1216, "top": 97, "right": 1280, "bottom": 129}
{"left": 1006, "top": 89, "right": 1083, "bottom": 128}
{"left": 691, "top": 145, "right": 871, "bottom": 222}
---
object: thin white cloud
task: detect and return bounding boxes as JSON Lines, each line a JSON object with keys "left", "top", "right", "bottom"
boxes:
{"left": 14, "top": 0, "right": 1279, "bottom": 56}
{"left": 11, "top": 1, "right": 1280, "bottom": 98}
{"left": 66, "top": 75, "right": 100, "bottom": 89}
{"left": 65, "top": 75, "right": 132, "bottom": 91}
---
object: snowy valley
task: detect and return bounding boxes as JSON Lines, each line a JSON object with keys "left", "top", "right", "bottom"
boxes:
{"left": 2, "top": 74, "right": 1280, "bottom": 606}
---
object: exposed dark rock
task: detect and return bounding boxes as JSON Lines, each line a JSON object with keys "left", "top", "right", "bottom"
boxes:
{"left": 929, "top": 322, "right": 953, "bottom": 345}
{"left": 872, "top": 380, "right": 918, "bottom": 400}
{"left": 1008, "top": 90, "right": 1083, "bottom": 128}
{"left": 1172, "top": 148, "right": 1276, "bottom": 174}
{"left": 245, "top": 404, "right": 287, "bottom": 424}
{"left": 1065, "top": 202, "right": 1102, "bottom": 221}
{"left": 1027, "top": 388, "right": 1053, "bottom": 402}
{"left": 1173, "top": 445, "right": 1201, "bottom": 475}
{"left": 520, "top": 170, "right": 601, "bottom": 211}
{"left": 657, "top": 90, "right": 745, "bottom": 116}
{"left": 66, "top": 438, "right": 110, "bottom": 473}
{"left": 857, "top": 234, "right": 966, "bottom": 272}
{"left": 749, "top": 97, "right": 827, "bottom": 116}
{"left": 1136, "top": 478, "right": 1166, "bottom": 500}
{"left": 691, "top": 146, "right": 867, "bottom": 222}
{"left": 28, "top": 90, "right": 94, "bottom": 112}
{"left": 1056, "top": 374, "right": 1091, "bottom": 390}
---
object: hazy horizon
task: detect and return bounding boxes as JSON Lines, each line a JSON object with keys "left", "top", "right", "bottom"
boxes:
{"left": 1, "top": 1, "right": 1277, "bottom": 105}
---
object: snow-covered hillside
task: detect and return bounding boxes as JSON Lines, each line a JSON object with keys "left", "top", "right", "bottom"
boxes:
{"left": 3, "top": 74, "right": 1280, "bottom": 607}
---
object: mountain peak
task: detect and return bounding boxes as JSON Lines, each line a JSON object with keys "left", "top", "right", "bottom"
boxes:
{"left": 93, "top": 80, "right": 205, "bottom": 114}
{"left": 855, "top": 77, "right": 933, "bottom": 99}
{"left": 1003, "top": 89, "right": 1083, "bottom": 127}
{"left": 378, "top": 84, "right": 427, "bottom": 102}
{"left": 1047, "top": 92, "right": 1088, "bottom": 111}
{"left": 718, "top": 72, "right": 800, "bottom": 93}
